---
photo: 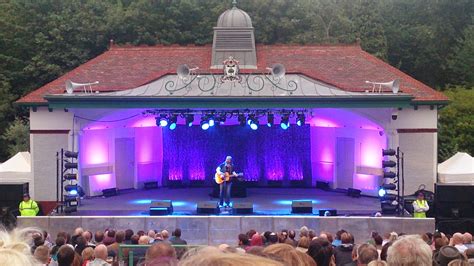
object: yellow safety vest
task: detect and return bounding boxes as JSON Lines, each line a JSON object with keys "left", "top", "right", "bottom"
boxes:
{"left": 413, "top": 199, "right": 427, "bottom": 218}
{"left": 19, "top": 199, "right": 39, "bottom": 216}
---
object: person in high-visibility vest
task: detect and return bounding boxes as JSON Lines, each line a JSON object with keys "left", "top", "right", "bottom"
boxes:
{"left": 19, "top": 193, "right": 39, "bottom": 216}
{"left": 412, "top": 192, "right": 429, "bottom": 218}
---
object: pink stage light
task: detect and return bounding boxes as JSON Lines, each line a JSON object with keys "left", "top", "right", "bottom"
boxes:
{"left": 80, "top": 130, "right": 110, "bottom": 165}
{"left": 130, "top": 116, "right": 157, "bottom": 128}
{"left": 89, "top": 174, "right": 115, "bottom": 190}
{"left": 310, "top": 118, "right": 339, "bottom": 128}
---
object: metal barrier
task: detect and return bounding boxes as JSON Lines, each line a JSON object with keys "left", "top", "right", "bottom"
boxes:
{"left": 117, "top": 244, "right": 203, "bottom": 266}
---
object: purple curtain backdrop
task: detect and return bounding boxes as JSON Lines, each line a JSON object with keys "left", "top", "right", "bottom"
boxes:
{"left": 162, "top": 125, "right": 311, "bottom": 185}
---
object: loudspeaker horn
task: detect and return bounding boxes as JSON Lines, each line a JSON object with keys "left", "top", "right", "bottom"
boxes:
{"left": 176, "top": 65, "right": 199, "bottom": 80}
{"left": 267, "top": 64, "right": 286, "bottom": 79}
{"left": 65, "top": 80, "right": 99, "bottom": 94}
{"left": 365, "top": 79, "right": 400, "bottom": 94}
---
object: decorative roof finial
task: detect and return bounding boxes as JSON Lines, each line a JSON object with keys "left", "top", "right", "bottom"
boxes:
{"left": 232, "top": 0, "right": 237, "bottom": 8}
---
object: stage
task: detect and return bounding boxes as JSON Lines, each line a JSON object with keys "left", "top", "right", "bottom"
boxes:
{"left": 16, "top": 187, "right": 436, "bottom": 245}
{"left": 70, "top": 187, "right": 380, "bottom": 216}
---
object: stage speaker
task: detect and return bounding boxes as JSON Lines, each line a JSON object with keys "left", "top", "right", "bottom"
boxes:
{"left": 102, "top": 188, "right": 118, "bottom": 197}
{"left": 197, "top": 201, "right": 219, "bottom": 215}
{"left": 347, "top": 188, "right": 361, "bottom": 198}
{"left": 144, "top": 181, "right": 158, "bottom": 190}
{"left": 232, "top": 202, "right": 253, "bottom": 214}
{"left": 0, "top": 183, "right": 29, "bottom": 210}
{"left": 292, "top": 200, "right": 313, "bottom": 214}
{"left": 150, "top": 200, "right": 173, "bottom": 215}
{"left": 435, "top": 183, "right": 474, "bottom": 219}
{"left": 316, "top": 181, "right": 330, "bottom": 191}
{"left": 318, "top": 209, "right": 337, "bottom": 216}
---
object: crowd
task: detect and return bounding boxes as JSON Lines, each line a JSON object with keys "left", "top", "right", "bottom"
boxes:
{"left": 0, "top": 225, "right": 473, "bottom": 266}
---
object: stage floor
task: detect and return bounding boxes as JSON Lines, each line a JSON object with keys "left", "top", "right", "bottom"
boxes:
{"left": 72, "top": 187, "right": 380, "bottom": 216}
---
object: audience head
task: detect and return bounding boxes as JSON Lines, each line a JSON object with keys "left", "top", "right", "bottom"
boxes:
{"left": 146, "top": 242, "right": 177, "bottom": 261}
{"left": 125, "top": 229, "right": 134, "bottom": 241}
{"left": 251, "top": 233, "right": 263, "bottom": 246}
{"left": 297, "top": 236, "right": 310, "bottom": 249}
{"left": 131, "top": 234, "right": 140, "bottom": 245}
{"left": 93, "top": 244, "right": 108, "bottom": 261}
{"left": 82, "top": 231, "right": 92, "bottom": 242}
{"left": 81, "top": 247, "right": 94, "bottom": 262}
{"left": 264, "top": 243, "right": 316, "bottom": 266}
{"left": 57, "top": 245, "right": 75, "bottom": 266}
{"left": 288, "top": 230, "right": 296, "bottom": 240}
{"left": 34, "top": 245, "right": 50, "bottom": 264}
{"left": 139, "top": 235, "right": 150, "bottom": 245}
{"left": 433, "top": 245, "right": 464, "bottom": 266}
{"left": 173, "top": 228, "right": 182, "bottom": 238}
{"left": 307, "top": 238, "right": 332, "bottom": 266}
{"left": 373, "top": 234, "right": 383, "bottom": 246}
{"left": 341, "top": 232, "right": 353, "bottom": 244}
{"left": 452, "top": 233, "right": 465, "bottom": 246}
{"left": 94, "top": 231, "right": 104, "bottom": 243}
{"left": 115, "top": 230, "right": 125, "bottom": 243}
{"left": 387, "top": 235, "right": 432, "bottom": 266}
{"left": 462, "top": 232, "right": 472, "bottom": 244}
{"left": 247, "top": 229, "right": 257, "bottom": 239}
{"left": 238, "top": 233, "right": 250, "bottom": 246}
{"left": 300, "top": 226, "right": 309, "bottom": 238}
{"left": 161, "top": 229, "right": 170, "bottom": 240}
{"left": 179, "top": 246, "right": 284, "bottom": 266}
{"left": 73, "top": 227, "right": 84, "bottom": 237}
{"left": 268, "top": 232, "right": 278, "bottom": 244}
{"left": 137, "top": 230, "right": 145, "bottom": 237}
{"left": 0, "top": 228, "right": 41, "bottom": 266}
{"left": 357, "top": 243, "right": 379, "bottom": 265}
{"left": 148, "top": 230, "right": 156, "bottom": 239}
{"left": 380, "top": 241, "right": 392, "bottom": 261}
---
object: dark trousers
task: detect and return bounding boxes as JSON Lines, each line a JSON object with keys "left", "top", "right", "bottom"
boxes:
{"left": 219, "top": 181, "right": 232, "bottom": 206}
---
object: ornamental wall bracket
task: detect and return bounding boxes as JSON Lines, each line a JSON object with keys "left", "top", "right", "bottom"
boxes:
{"left": 164, "top": 56, "right": 298, "bottom": 95}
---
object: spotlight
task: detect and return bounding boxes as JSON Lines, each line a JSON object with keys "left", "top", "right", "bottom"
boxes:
{"left": 381, "top": 183, "right": 396, "bottom": 190}
{"left": 200, "top": 118, "right": 210, "bottom": 130}
{"left": 169, "top": 114, "right": 177, "bottom": 130}
{"left": 157, "top": 115, "right": 168, "bottom": 127}
{"left": 208, "top": 116, "right": 215, "bottom": 127}
{"left": 378, "top": 188, "right": 386, "bottom": 197}
{"left": 217, "top": 114, "right": 226, "bottom": 125}
{"left": 238, "top": 114, "right": 246, "bottom": 126}
{"left": 249, "top": 117, "right": 259, "bottom": 130}
{"left": 65, "top": 184, "right": 78, "bottom": 196}
{"left": 296, "top": 113, "right": 305, "bottom": 126}
{"left": 267, "top": 113, "right": 274, "bottom": 127}
{"left": 280, "top": 114, "right": 290, "bottom": 130}
{"left": 185, "top": 114, "right": 194, "bottom": 127}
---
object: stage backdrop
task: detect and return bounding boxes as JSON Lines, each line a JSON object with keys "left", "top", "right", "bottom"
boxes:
{"left": 162, "top": 125, "right": 312, "bottom": 186}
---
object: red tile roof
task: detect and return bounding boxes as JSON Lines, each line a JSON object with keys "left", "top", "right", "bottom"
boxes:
{"left": 17, "top": 44, "right": 448, "bottom": 104}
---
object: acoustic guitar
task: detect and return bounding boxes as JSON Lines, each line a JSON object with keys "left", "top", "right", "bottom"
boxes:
{"left": 214, "top": 172, "right": 243, "bottom": 184}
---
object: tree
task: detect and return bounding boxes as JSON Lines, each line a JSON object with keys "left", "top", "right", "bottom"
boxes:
{"left": 438, "top": 87, "right": 474, "bottom": 162}
{"left": 1, "top": 118, "right": 30, "bottom": 158}
{"left": 448, "top": 25, "right": 474, "bottom": 87}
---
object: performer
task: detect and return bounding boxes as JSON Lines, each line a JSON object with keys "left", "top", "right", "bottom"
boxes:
{"left": 215, "top": 156, "right": 238, "bottom": 207}
{"left": 412, "top": 191, "right": 429, "bottom": 218}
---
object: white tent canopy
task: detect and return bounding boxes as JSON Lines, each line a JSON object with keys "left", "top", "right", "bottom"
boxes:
{"left": 0, "top": 152, "right": 31, "bottom": 184}
{"left": 438, "top": 152, "right": 474, "bottom": 184}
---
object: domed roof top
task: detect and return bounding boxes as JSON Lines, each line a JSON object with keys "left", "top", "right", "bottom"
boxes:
{"left": 217, "top": 6, "right": 253, "bottom": 28}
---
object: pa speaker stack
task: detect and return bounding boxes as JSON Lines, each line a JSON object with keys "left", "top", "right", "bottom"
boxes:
{"left": 232, "top": 202, "right": 253, "bottom": 214}
{"left": 150, "top": 200, "right": 173, "bottom": 215}
{"left": 292, "top": 200, "right": 313, "bottom": 214}
{"left": 197, "top": 201, "right": 219, "bottom": 214}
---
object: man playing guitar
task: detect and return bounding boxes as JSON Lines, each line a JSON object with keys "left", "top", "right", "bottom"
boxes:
{"left": 215, "top": 156, "right": 240, "bottom": 207}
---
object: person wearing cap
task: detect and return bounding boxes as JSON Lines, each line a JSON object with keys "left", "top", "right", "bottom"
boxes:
{"left": 19, "top": 193, "right": 39, "bottom": 216}
{"left": 412, "top": 191, "right": 429, "bottom": 218}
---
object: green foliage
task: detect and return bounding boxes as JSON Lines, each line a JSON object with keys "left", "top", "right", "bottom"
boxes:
{"left": 0, "top": 0, "right": 473, "bottom": 161}
{"left": 448, "top": 25, "right": 474, "bottom": 87}
{"left": 1, "top": 118, "right": 30, "bottom": 158}
{"left": 438, "top": 87, "right": 474, "bottom": 162}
